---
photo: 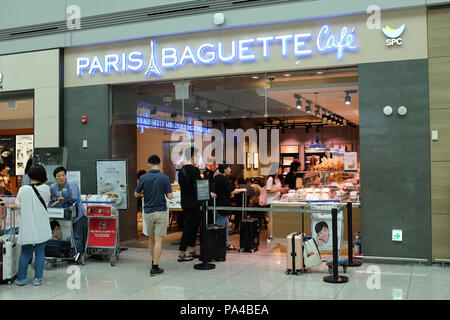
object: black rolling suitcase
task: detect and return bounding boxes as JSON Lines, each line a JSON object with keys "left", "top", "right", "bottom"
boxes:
{"left": 239, "top": 194, "right": 259, "bottom": 253}
{"left": 45, "top": 239, "right": 72, "bottom": 258}
{"left": 200, "top": 199, "right": 226, "bottom": 262}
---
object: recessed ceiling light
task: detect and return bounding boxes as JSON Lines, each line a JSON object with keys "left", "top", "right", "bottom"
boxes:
{"left": 252, "top": 76, "right": 259, "bottom": 79}
{"left": 317, "top": 71, "right": 324, "bottom": 75}
{"left": 284, "top": 74, "right": 291, "bottom": 77}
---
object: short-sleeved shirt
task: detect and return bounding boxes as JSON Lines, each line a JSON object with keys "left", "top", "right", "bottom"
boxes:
{"left": 136, "top": 170, "right": 172, "bottom": 214}
{"left": 50, "top": 180, "right": 86, "bottom": 223}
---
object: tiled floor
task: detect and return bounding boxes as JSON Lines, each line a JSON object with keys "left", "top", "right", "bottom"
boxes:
{"left": 1, "top": 231, "right": 449, "bottom": 300}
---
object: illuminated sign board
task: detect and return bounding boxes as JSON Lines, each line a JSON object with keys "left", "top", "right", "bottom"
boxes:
{"left": 77, "top": 25, "right": 359, "bottom": 79}
{"left": 137, "top": 113, "right": 210, "bottom": 138}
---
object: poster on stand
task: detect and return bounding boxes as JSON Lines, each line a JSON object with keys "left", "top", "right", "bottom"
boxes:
{"left": 311, "top": 212, "right": 344, "bottom": 252}
{"left": 344, "top": 152, "right": 358, "bottom": 171}
{"left": 96, "top": 160, "right": 128, "bottom": 210}
{"left": 67, "top": 171, "right": 81, "bottom": 191}
{"left": 0, "top": 135, "right": 16, "bottom": 176}
{"left": 15, "top": 135, "right": 33, "bottom": 176}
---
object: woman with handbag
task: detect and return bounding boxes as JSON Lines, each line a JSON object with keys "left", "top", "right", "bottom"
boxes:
{"left": 12, "top": 164, "right": 52, "bottom": 286}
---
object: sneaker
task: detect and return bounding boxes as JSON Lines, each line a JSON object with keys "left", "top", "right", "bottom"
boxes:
{"left": 150, "top": 266, "right": 164, "bottom": 277}
{"left": 33, "top": 279, "right": 44, "bottom": 286}
{"left": 14, "top": 279, "right": 27, "bottom": 286}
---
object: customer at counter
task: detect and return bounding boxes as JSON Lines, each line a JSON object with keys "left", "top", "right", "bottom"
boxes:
{"left": 49, "top": 167, "right": 87, "bottom": 262}
{"left": 212, "top": 164, "right": 247, "bottom": 250}
{"left": 264, "top": 162, "right": 288, "bottom": 242}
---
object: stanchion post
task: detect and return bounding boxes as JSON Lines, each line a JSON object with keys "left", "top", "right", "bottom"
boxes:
{"left": 194, "top": 200, "right": 216, "bottom": 270}
{"left": 347, "top": 202, "right": 361, "bottom": 267}
{"left": 324, "top": 207, "right": 348, "bottom": 284}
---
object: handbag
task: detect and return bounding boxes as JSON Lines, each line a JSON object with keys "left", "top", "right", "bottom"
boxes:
{"left": 258, "top": 186, "right": 267, "bottom": 207}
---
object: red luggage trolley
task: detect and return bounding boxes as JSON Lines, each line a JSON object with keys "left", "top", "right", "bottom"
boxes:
{"left": 84, "top": 201, "right": 120, "bottom": 266}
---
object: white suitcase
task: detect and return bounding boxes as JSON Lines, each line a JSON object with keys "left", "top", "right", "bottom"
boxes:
{"left": 0, "top": 207, "right": 20, "bottom": 284}
{"left": 0, "top": 234, "right": 20, "bottom": 283}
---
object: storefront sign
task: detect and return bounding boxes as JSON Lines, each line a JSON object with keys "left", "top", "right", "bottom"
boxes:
{"left": 76, "top": 24, "right": 359, "bottom": 79}
{"left": 87, "top": 219, "right": 117, "bottom": 247}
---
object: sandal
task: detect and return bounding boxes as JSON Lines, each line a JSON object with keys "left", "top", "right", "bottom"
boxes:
{"left": 226, "top": 244, "right": 236, "bottom": 251}
{"left": 177, "top": 254, "right": 194, "bottom": 262}
{"left": 189, "top": 251, "right": 201, "bottom": 258}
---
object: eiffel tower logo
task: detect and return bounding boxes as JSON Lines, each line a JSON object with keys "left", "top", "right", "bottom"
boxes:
{"left": 145, "top": 40, "right": 162, "bottom": 78}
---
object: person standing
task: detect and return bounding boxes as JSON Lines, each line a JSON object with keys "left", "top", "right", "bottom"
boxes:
{"left": 134, "top": 155, "right": 173, "bottom": 276}
{"left": 177, "top": 147, "right": 202, "bottom": 262}
{"left": 13, "top": 164, "right": 52, "bottom": 286}
{"left": 212, "top": 164, "right": 247, "bottom": 250}
{"left": 265, "top": 162, "right": 288, "bottom": 242}
{"left": 49, "top": 167, "right": 87, "bottom": 262}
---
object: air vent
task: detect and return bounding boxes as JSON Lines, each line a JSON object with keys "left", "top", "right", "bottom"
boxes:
{"left": 0, "top": 0, "right": 312, "bottom": 42}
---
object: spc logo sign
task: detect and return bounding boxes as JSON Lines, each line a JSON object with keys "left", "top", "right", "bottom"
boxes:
{"left": 382, "top": 24, "right": 406, "bottom": 46}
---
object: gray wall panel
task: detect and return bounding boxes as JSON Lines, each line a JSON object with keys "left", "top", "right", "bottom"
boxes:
{"left": 359, "top": 59, "right": 431, "bottom": 260}
{"left": 64, "top": 84, "right": 111, "bottom": 195}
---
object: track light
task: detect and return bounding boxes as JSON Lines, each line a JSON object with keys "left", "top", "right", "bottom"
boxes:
{"left": 315, "top": 107, "right": 320, "bottom": 117}
{"left": 207, "top": 103, "right": 213, "bottom": 114}
{"left": 305, "top": 102, "right": 311, "bottom": 113}
{"left": 294, "top": 94, "right": 302, "bottom": 110}
{"left": 150, "top": 106, "right": 157, "bottom": 115}
{"left": 224, "top": 107, "right": 231, "bottom": 116}
{"left": 194, "top": 97, "right": 200, "bottom": 110}
{"left": 345, "top": 93, "right": 351, "bottom": 105}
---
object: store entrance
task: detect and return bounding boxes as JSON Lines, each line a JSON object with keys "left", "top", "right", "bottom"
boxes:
{"left": 0, "top": 90, "right": 34, "bottom": 195}
{"left": 115, "top": 68, "right": 360, "bottom": 249}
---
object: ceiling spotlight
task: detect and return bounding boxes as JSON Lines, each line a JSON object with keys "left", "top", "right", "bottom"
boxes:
{"left": 284, "top": 73, "right": 291, "bottom": 77}
{"left": 224, "top": 107, "right": 231, "bottom": 116}
{"left": 252, "top": 76, "right": 260, "bottom": 79}
{"left": 150, "top": 106, "right": 157, "bottom": 115}
{"left": 194, "top": 97, "right": 200, "bottom": 110}
{"left": 207, "top": 103, "right": 213, "bottom": 114}
{"left": 170, "top": 111, "right": 177, "bottom": 118}
{"left": 315, "top": 107, "right": 320, "bottom": 117}
{"left": 305, "top": 101, "right": 312, "bottom": 113}
{"left": 345, "top": 93, "right": 351, "bottom": 105}
{"left": 294, "top": 94, "right": 302, "bottom": 110}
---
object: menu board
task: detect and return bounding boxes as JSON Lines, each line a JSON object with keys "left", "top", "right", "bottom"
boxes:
{"left": 96, "top": 160, "right": 128, "bottom": 210}
{"left": 15, "top": 135, "right": 33, "bottom": 176}
{"left": 0, "top": 135, "right": 16, "bottom": 176}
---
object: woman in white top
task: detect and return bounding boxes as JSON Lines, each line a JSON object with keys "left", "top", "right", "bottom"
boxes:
{"left": 265, "top": 162, "right": 288, "bottom": 242}
{"left": 13, "top": 164, "right": 52, "bottom": 286}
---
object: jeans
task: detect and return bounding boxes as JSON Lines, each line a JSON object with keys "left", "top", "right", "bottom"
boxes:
{"left": 17, "top": 242, "right": 46, "bottom": 282}
{"left": 215, "top": 213, "right": 229, "bottom": 243}
{"left": 73, "top": 216, "right": 87, "bottom": 256}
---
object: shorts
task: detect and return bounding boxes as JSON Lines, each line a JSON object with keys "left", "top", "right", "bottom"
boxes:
{"left": 143, "top": 210, "right": 169, "bottom": 237}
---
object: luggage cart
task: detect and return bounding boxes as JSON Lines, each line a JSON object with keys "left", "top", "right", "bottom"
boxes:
{"left": 45, "top": 204, "right": 82, "bottom": 269}
{"left": 84, "top": 201, "right": 120, "bottom": 266}
{"left": 308, "top": 200, "right": 346, "bottom": 274}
